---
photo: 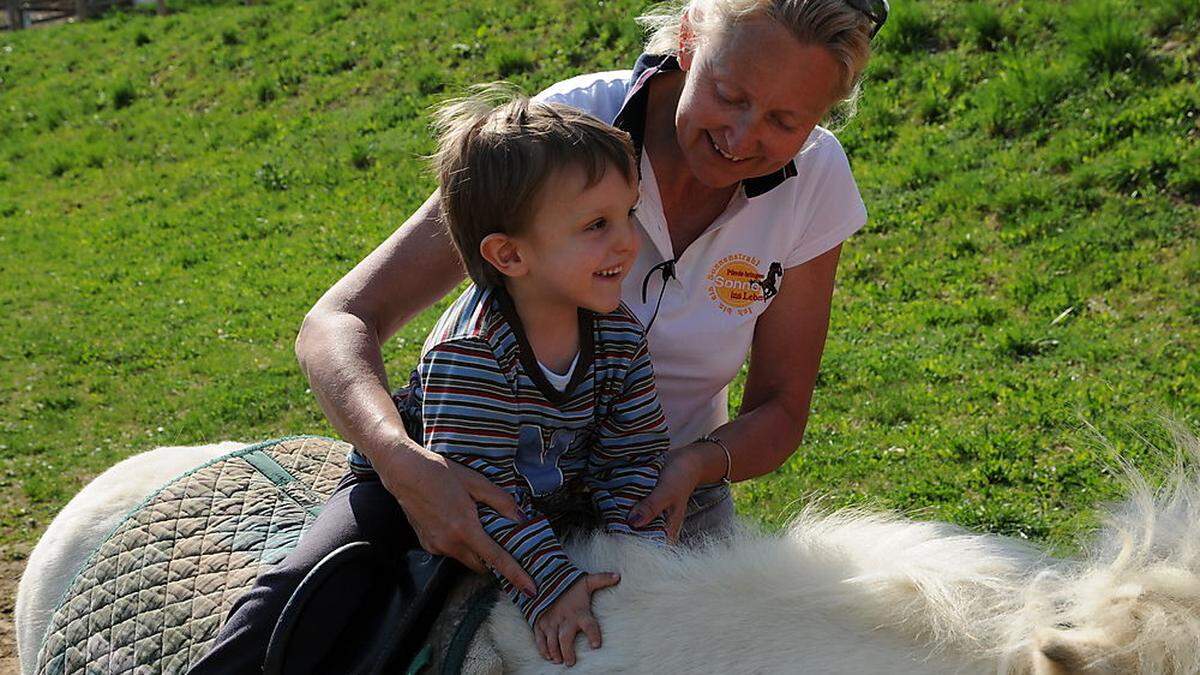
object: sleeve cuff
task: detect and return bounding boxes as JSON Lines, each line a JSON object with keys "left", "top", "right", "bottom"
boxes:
{"left": 484, "top": 513, "right": 587, "bottom": 627}
{"left": 506, "top": 560, "right": 587, "bottom": 627}
{"left": 604, "top": 519, "right": 668, "bottom": 546}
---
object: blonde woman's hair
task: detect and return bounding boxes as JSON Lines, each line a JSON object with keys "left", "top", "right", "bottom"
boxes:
{"left": 638, "top": 0, "right": 873, "bottom": 121}
{"left": 432, "top": 84, "right": 637, "bottom": 288}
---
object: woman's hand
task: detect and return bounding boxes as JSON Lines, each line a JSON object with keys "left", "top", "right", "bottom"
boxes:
{"left": 626, "top": 443, "right": 713, "bottom": 542}
{"left": 372, "top": 445, "right": 538, "bottom": 597}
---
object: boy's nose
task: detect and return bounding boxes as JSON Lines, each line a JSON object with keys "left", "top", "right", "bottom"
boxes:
{"left": 615, "top": 218, "right": 638, "bottom": 255}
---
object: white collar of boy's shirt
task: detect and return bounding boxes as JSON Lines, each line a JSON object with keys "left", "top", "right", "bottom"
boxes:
{"left": 537, "top": 353, "right": 579, "bottom": 392}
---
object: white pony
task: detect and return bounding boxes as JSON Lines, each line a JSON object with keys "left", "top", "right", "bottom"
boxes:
{"left": 17, "top": 433, "right": 1200, "bottom": 674}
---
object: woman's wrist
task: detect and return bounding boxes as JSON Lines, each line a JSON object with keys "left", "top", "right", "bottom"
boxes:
{"left": 367, "top": 434, "right": 432, "bottom": 492}
{"left": 675, "top": 440, "right": 730, "bottom": 486}
{"left": 696, "top": 434, "right": 732, "bottom": 484}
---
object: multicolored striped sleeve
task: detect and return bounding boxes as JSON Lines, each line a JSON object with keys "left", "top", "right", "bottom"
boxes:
{"left": 588, "top": 336, "right": 669, "bottom": 544}
{"left": 476, "top": 502, "right": 587, "bottom": 626}
{"left": 419, "top": 340, "right": 585, "bottom": 626}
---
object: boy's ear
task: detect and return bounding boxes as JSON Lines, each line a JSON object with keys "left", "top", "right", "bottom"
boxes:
{"left": 479, "top": 233, "right": 528, "bottom": 279}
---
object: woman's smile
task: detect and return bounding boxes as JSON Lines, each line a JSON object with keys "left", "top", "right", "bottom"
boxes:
{"left": 707, "top": 131, "right": 748, "bottom": 162}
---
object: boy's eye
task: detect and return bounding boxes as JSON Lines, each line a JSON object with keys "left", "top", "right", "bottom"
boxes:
{"left": 628, "top": 206, "right": 638, "bottom": 218}
{"left": 586, "top": 219, "right": 607, "bottom": 231}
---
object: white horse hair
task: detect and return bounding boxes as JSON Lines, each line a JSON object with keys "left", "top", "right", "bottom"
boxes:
{"left": 16, "top": 432, "right": 1200, "bottom": 674}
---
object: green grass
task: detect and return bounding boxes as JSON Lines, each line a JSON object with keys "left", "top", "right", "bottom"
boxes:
{"left": 0, "top": 0, "right": 1197, "bottom": 567}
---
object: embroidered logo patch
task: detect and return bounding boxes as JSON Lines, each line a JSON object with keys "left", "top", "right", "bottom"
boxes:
{"left": 516, "top": 425, "right": 578, "bottom": 496}
{"left": 706, "top": 254, "right": 783, "bottom": 315}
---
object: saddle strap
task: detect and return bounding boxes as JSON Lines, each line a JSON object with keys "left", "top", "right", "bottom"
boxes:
{"left": 440, "top": 585, "right": 499, "bottom": 675}
{"left": 244, "top": 448, "right": 324, "bottom": 518}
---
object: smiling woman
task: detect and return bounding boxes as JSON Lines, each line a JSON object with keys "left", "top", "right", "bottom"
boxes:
{"left": 192, "top": 0, "right": 884, "bottom": 669}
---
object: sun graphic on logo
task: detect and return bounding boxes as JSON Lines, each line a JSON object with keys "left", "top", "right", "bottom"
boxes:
{"left": 706, "top": 253, "right": 765, "bottom": 315}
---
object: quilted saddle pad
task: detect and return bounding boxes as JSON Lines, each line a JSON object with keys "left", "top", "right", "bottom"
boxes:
{"left": 35, "top": 436, "right": 350, "bottom": 675}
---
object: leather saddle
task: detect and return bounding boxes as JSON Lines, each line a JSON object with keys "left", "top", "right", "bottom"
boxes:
{"left": 263, "top": 543, "right": 465, "bottom": 675}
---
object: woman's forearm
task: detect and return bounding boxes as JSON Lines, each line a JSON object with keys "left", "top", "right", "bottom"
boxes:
{"left": 295, "top": 192, "right": 465, "bottom": 470}
{"left": 681, "top": 397, "right": 811, "bottom": 486}
{"left": 296, "top": 310, "right": 417, "bottom": 465}
{"left": 730, "top": 399, "right": 811, "bottom": 478}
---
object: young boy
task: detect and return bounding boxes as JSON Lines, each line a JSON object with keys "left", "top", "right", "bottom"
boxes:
{"left": 346, "top": 87, "right": 669, "bottom": 664}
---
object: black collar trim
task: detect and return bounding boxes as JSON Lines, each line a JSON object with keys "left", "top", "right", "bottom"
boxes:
{"left": 613, "top": 53, "right": 797, "bottom": 199}
{"left": 492, "top": 286, "right": 594, "bottom": 407}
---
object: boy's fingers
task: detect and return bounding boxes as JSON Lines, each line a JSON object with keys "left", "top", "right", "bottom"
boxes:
{"left": 535, "top": 628, "right": 549, "bottom": 661}
{"left": 584, "top": 572, "right": 621, "bottom": 593}
{"left": 472, "top": 531, "right": 536, "bottom": 597}
{"left": 559, "top": 626, "right": 577, "bottom": 666}
{"left": 546, "top": 625, "right": 562, "bottom": 663}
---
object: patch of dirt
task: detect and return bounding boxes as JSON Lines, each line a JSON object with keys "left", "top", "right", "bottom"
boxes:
{"left": 0, "top": 551, "right": 27, "bottom": 675}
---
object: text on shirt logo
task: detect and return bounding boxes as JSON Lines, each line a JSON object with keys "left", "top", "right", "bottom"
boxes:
{"left": 706, "top": 254, "right": 783, "bottom": 315}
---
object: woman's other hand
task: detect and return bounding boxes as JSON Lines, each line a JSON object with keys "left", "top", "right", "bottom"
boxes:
{"left": 626, "top": 442, "right": 717, "bottom": 542}
{"left": 372, "top": 445, "right": 537, "bottom": 597}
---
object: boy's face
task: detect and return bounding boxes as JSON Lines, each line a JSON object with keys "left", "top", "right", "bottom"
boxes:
{"left": 510, "top": 163, "right": 641, "bottom": 314}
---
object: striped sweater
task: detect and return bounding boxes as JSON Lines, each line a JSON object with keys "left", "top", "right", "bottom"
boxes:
{"left": 349, "top": 284, "right": 669, "bottom": 626}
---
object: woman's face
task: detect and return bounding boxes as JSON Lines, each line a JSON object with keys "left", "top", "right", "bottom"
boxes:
{"left": 674, "top": 16, "right": 844, "bottom": 188}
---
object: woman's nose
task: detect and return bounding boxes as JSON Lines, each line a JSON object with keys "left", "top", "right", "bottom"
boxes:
{"left": 724, "top": 114, "right": 758, "bottom": 157}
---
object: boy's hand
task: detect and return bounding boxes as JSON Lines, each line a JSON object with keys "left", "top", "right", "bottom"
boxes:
{"left": 534, "top": 573, "right": 621, "bottom": 667}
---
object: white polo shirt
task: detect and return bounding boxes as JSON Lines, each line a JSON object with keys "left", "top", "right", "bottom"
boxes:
{"left": 538, "top": 55, "right": 868, "bottom": 448}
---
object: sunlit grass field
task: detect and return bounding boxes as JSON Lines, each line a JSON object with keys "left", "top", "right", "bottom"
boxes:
{"left": 0, "top": 0, "right": 1197, "bottom": 573}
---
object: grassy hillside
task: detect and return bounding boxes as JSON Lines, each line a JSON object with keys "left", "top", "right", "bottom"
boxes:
{"left": 0, "top": 0, "right": 1197, "bottom": 566}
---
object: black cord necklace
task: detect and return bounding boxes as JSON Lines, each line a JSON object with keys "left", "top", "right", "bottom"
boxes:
{"left": 639, "top": 258, "right": 677, "bottom": 332}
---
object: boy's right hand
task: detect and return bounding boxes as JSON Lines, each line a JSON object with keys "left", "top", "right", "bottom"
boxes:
{"left": 534, "top": 573, "right": 621, "bottom": 667}
{"left": 374, "top": 445, "right": 537, "bottom": 597}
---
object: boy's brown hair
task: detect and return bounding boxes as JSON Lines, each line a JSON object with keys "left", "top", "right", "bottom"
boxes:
{"left": 432, "top": 83, "right": 638, "bottom": 288}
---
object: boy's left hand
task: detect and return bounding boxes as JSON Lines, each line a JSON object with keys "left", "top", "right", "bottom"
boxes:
{"left": 533, "top": 572, "right": 621, "bottom": 666}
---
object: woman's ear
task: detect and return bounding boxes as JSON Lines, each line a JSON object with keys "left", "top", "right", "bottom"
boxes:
{"left": 678, "top": 8, "right": 698, "bottom": 71}
{"left": 480, "top": 233, "right": 528, "bottom": 279}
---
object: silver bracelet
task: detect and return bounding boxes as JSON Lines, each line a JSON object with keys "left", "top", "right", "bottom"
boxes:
{"left": 697, "top": 433, "right": 732, "bottom": 485}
